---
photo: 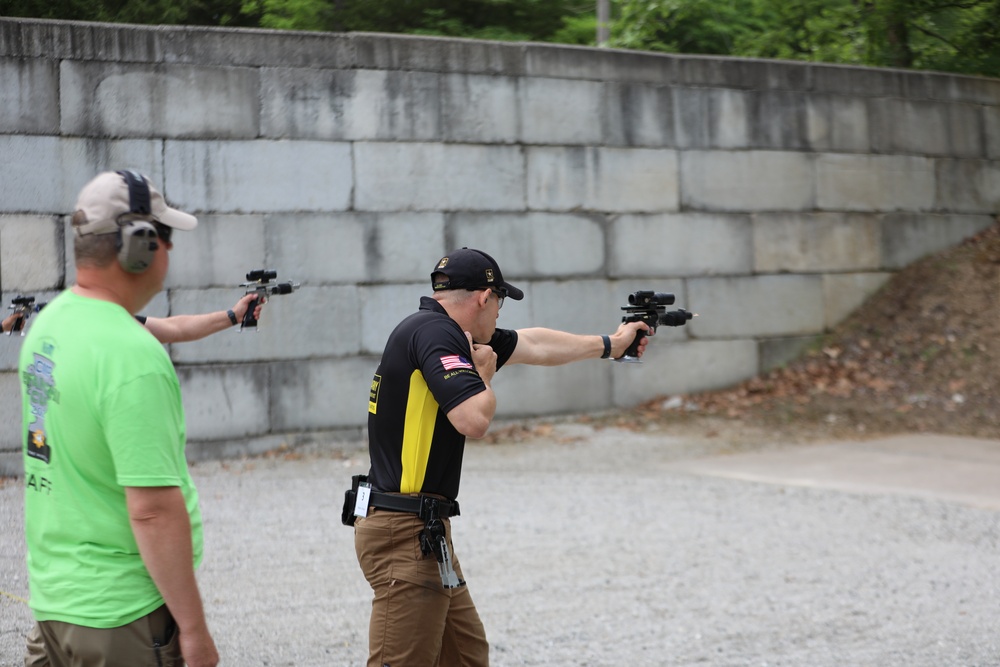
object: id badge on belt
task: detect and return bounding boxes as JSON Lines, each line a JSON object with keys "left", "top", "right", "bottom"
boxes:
{"left": 353, "top": 481, "right": 372, "bottom": 518}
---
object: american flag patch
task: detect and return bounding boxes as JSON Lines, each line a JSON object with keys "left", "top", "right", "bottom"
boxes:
{"left": 440, "top": 354, "right": 474, "bottom": 371}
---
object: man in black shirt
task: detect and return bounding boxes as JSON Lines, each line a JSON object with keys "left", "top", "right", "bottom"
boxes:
{"left": 352, "top": 247, "right": 651, "bottom": 667}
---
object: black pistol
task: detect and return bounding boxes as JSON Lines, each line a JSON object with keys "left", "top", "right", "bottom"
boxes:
{"left": 617, "top": 290, "right": 695, "bottom": 363}
{"left": 238, "top": 269, "right": 299, "bottom": 331}
{"left": 7, "top": 295, "right": 46, "bottom": 336}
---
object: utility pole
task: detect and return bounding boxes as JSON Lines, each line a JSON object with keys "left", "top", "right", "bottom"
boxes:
{"left": 596, "top": 0, "right": 610, "bottom": 46}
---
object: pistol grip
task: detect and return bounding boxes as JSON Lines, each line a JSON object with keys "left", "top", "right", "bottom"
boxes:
{"left": 241, "top": 297, "right": 259, "bottom": 330}
{"left": 622, "top": 328, "right": 645, "bottom": 360}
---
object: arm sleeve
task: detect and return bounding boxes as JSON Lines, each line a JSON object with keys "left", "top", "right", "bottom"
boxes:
{"left": 489, "top": 328, "right": 519, "bottom": 369}
{"left": 104, "top": 373, "right": 186, "bottom": 487}
{"left": 413, "top": 320, "right": 490, "bottom": 414}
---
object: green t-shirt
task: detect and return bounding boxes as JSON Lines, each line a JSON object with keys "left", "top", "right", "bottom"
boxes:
{"left": 20, "top": 290, "right": 203, "bottom": 628}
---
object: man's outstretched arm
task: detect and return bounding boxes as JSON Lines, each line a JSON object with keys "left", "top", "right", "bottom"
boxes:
{"left": 143, "top": 294, "right": 262, "bottom": 343}
{"left": 507, "top": 319, "right": 650, "bottom": 366}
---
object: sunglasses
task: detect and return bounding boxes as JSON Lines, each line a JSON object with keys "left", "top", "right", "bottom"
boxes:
{"left": 467, "top": 286, "right": 506, "bottom": 309}
{"left": 488, "top": 287, "right": 506, "bottom": 309}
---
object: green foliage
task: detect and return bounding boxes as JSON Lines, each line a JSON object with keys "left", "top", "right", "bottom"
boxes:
{"left": 323, "top": 0, "right": 586, "bottom": 40}
{"left": 550, "top": 13, "right": 598, "bottom": 45}
{"left": 612, "top": 0, "right": 761, "bottom": 55}
{"left": 4, "top": 0, "right": 996, "bottom": 77}
{"left": 612, "top": 0, "right": 1000, "bottom": 77}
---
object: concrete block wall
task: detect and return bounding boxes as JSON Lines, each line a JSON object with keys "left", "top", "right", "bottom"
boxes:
{"left": 0, "top": 18, "right": 998, "bottom": 471}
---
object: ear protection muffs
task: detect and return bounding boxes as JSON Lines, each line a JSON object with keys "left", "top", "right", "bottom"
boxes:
{"left": 115, "top": 169, "right": 160, "bottom": 273}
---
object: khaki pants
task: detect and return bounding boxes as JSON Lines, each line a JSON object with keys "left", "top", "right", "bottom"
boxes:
{"left": 355, "top": 507, "right": 490, "bottom": 667}
{"left": 25, "top": 604, "right": 180, "bottom": 667}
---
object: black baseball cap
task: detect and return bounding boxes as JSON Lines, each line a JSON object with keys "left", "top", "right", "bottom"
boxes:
{"left": 431, "top": 248, "right": 524, "bottom": 301}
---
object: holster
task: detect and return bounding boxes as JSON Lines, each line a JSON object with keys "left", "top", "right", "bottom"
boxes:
{"left": 341, "top": 474, "right": 367, "bottom": 526}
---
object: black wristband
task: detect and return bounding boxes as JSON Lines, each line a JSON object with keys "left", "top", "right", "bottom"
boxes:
{"left": 600, "top": 334, "right": 611, "bottom": 359}
{"left": 227, "top": 309, "right": 238, "bottom": 326}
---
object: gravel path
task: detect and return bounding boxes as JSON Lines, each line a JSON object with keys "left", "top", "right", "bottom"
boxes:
{"left": 2, "top": 423, "right": 998, "bottom": 666}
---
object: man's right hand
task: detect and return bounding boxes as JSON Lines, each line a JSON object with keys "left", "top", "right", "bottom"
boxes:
{"left": 467, "top": 332, "right": 497, "bottom": 386}
{"left": 180, "top": 627, "right": 219, "bottom": 667}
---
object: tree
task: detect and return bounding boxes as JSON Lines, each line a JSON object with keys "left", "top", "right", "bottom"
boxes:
{"left": 611, "top": 0, "right": 1000, "bottom": 77}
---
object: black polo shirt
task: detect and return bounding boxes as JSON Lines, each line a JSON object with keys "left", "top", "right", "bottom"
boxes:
{"left": 367, "top": 296, "right": 517, "bottom": 500}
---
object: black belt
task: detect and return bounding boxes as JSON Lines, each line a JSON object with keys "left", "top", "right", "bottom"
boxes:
{"left": 370, "top": 491, "right": 460, "bottom": 518}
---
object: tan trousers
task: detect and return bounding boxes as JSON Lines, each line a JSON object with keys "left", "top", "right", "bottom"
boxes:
{"left": 355, "top": 507, "right": 490, "bottom": 667}
{"left": 25, "top": 604, "right": 180, "bottom": 667}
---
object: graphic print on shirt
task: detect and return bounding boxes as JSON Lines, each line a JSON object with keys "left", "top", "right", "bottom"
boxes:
{"left": 24, "top": 349, "right": 58, "bottom": 465}
{"left": 369, "top": 374, "right": 381, "bottom": 415}
{"left": 440, "top": 354, "right": 473, "bottom": 371}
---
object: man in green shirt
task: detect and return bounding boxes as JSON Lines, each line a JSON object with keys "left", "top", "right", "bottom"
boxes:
{"left": 20, "top": 170, "right": 219, "bottom": 667}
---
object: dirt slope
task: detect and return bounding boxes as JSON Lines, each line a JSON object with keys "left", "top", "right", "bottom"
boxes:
{"left": 604, "top": 220, "right": 1000, "bottom": 444}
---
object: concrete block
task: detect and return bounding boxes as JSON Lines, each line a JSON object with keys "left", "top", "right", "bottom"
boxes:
{"left": 367, "top": 213, "right": 447, "bottom": 284}
{"left": 440, "top": 73, "right": 519, "bottom": 144}
{"left": 985, "top": 107, "right": 1000, "bottom": 160}
{"left": 0, "top": 451, "right": 21, "bottom": 477}
{"left": 450, "top": 213, "right": 605, "bottom": 277}
{"left": 0, "top": 370, "right": 22, "bottom": 466}
{"left": 815, "top": 154, "right": 935, "bottom": 212}
{"left": 870, "top": 98, "right": 983, "bottom": 158}
{"left": 612, "top": 338, "right": 759, "bottom": 405}
{"left": 748, "top": 90, "right": 808, "bottom": 150}
{"left": 610, "top": 213, "right": 753, "bottom": 278}
{"left": 166, "top": 214, "right": 265, "bottom": 289}
{"left": 518, "top": 77, "right": 604, "bottom": 145}
{"left": 359, "top": 283, "right": 434, "bottom": 356}
{"left": 675, "top": 56, "right": 769, "bottom": 90}
{"left": 688, "top": 274, "right": 825, "bottom": 338}
{"left": 673, "top": 87, "right": 749, "bottom": 149}
{"left": 681, "top": 151, "right": 814, "bottom": 212}
{"left": 759, "top": 335, "right": 822, "bottom": 372}
{"left": 355, "top": 142, "right": 525, "bottom": 212}
{"left": 761, "top": 60, "right": 811, "bottom": 91}
{"left": 880, "top": 213, "right": 995, "bottom": 269}
{"left": 943, "top": 75, "right": 1000, "bottom": 106}
{"left": 823, "top": 271, "right": 893, "bottom": 329}
{"left": 261, "top": 68, "right": 442, "bottom": 141}
{"left": 809, "top": 63, "right": 904, "bottom": 98}
{"left": 0, "top": 136, "right": 168, "bottom": 215}
{"left": 753, "top": 212, "right": 880, "bottom": 273}
{"left": 0, "top": 57, "right": 58, "bottom": 133}
{"left": 271, "top": 356, "right": 374, "bottom": 431}
{"left": 352, "top": 32, "right": 523, "bottom": 75}
{"left": 265, "top": 213, "right": 365, "bottom": 285}
{"left": 603, "top": 82, "right": 674, "bottom": 148}
{"left": 261, "top": 211, "right": 445, "bottom": 287}
{"left": 902, "top": 70, "right": 1000, "bottom": 105}
{"left": 524, "top": 43, "right": 674, "bottom": 84}
{"left": 61, "top": 61, "right": 259, "bottom": 139}
{"left": 527, "top": 146, "right": 679, "bottom": 213}
{"left": 0, "top": 215, "right": 63, "bottom": 291}
{"left": 493, "top": 360, "right": 612, "bottom": 417}
{"left": 934, "top": 159, "right": 1000, "bottom": 214}
{"left": 61, "top": 140, "right": 170, "bottom": 212}
{"left": 164, "top": 139, "right": 353, "bottom": 213}
{"left": 176, "top": 363, "right": 270, "bottom": 440}
{"left": 184, "top": 432, "right": 293, "bottom": 462}
{"left": 0, "top": 136, "right": 62, "bottom": 213}
{"left": 806, "top": 94, "right": 869, "bottom": 153}
{"left": 167, "top": 285, "right": 360, "bottom": 363}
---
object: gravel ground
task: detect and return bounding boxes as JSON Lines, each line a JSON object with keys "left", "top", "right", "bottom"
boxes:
{"left": 2, "top": 422, "right": 999, "bottom": 666}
